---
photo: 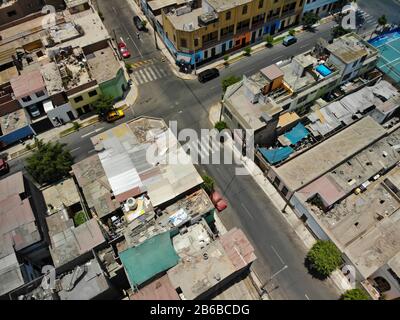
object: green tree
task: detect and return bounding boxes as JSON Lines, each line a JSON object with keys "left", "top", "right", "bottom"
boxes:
{"left": 289, "top": 29, "right": 296, "bottom": 36}
{"left": 202, "top": 175, "right": 214, "bottom": 194}
{"left": 331, "top": 25, "right": 350, "bottom": 39}
{"left": 378, "top": 15, "right": 387, "bottom": 28}
{"left": 25, "top": 139, "right": 73, "bottom": 185}
{"left": 214, "top": 121, "right": 227, "bottom": 132}
{"left": 222, "top": 75, "right": 242, "bottom": 92}
{"left": 92, "top": 94, "right": 114, "bottom": 119}
{"left": 302, "top": 12, "right": 320, "bottom": 30}
{"left": 306, "top": 240, "right": 342, "bottom": 277}
{"left": 341, "top": 288, "right": 370, "bottom": 300}
{"left": 141, "top": 20, "right": 148, "bottom": 29}
{"left": 264, "top": 35, "right": 274, "bottom": 47}
{"left": 243, "top": 46, "right": 252, "bottom": 56}
{"left": 223, "top": 54, "right": 230, "bottom": 66}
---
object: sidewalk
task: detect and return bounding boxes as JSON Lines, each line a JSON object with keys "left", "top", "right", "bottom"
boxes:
{"left": 5, "top": 81, "right": 139, "bottom": 162}
{"left": 209, "top": 104, "right": 352, "bottom": 296}
{"left": 129, "top": 0, "right": 336, "bottom": 80}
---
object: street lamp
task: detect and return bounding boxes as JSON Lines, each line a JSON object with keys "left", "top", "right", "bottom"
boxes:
{"left": 261, "top": 264, "right": 288, "bottom": 295}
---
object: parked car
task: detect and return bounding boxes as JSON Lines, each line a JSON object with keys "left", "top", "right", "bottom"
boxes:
{"left": 0, "top": 158, "right": 9, "bottom": 176}
{"left": 28, "top": 105, "right": 40, "bottom": 118}
{"left": 118, "top": 42, "right": 131, "bottom": 59}
{"left": 133, "top": 15, "right": 145, "bottom": 31}
{"left": 282, "top": 35, "right": 297, "bottom": 46}
{"left": 198, "top": 68, "right": 220, "bottom": 83}
{"left": 106, "top": 109, "right": 125, "bottom": 122}
{"left": 210, "top": 191, "right": 228, "bottom": 212}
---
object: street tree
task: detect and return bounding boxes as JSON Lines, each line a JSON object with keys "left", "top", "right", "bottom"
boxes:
{"left": 26, "top": 139, "right": 73, "bottom": 185}
{"left": 214, "top": 121, "right": 227, "bottom": 132}
{"left": 302, "top": 12, "right": 320, "bottom": 30}
{"left": 202, "top": 175, "right": 215, "bottom": 194}
{"left": 331, "top": 25, "right": 350, "bottom": 39}
{"left": 222, "top": 75, "right": 242, "bottom": 92}
{"left": 92, "top": 94, "right": 114, "bottom": 119}
{"left": 306, "top": 240, "right": 342, "bottom": 278}
{"left": 264, "top": 35, "right": 274, "bottom": 47}
{"left": 341, "top": 289, "right": 370, "bottom": 300}
{"left": 378, "top": 15, "right": 387, "bottom": 30}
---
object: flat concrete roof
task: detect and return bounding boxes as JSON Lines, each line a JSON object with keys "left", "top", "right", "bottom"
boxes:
{"left": 42, "top": 178, "right": 81, "bottom": 212}
{"left": 86, "top": 46, "right": 121, "bottom": 84}
{"left": 10, "top": 69, "right": 45, "bottom": 100}
{"left": 165, "top": 7, "right": 203, "bottom": 31}
{"left": 274, "top": 116, "right": 387, "bottom": 192}
{"left": 206, "top": 0, "right": 252, "bottom": 12}
{"left": 0, "top": 109, "right": 29, "bottom": 135}
{"left": 148, "top": 0, "right": 187, "bottom": 11}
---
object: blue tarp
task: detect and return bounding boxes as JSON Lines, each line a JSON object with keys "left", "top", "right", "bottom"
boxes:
{"left": 259, "top": 147, "right": 294, "bottom": 165}
{"left": 284, "top": 123, "right": 309, "bottom": 145}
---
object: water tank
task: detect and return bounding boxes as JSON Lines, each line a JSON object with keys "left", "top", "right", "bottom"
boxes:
{"left": 126, "top": 197, "right": 137, "bottom": 210}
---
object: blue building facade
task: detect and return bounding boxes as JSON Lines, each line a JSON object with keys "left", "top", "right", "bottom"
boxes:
{"left": 303, "top": 0, "right": 338, "bottom": 17}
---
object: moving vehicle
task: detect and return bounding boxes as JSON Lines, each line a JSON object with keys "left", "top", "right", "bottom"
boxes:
{"left": 133, "top": 15, "right": 145, "bottom": 31}
{"left": 106, "top": 109, "right": 125, "bottom": 122}
{"left": 198, "top": 68, "right": 220, "bottom": 83}
{"left": 118, "top": 42, "right": 131, "bottom": 59}
{"left": 0, "top": 158, "right": 9, "bottom": 176}
{"left": 282, "top": 35, "right": 297, "bottom": 46}
{"left": 28, "top": 105, "right": 40, "bottom": 118}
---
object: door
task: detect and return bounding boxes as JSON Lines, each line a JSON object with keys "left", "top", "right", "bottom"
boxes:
{"left": 211, "top": 47, "right": 216, "bottom": 57}
{"left": 251, "top": 31, "right": 256, "bottom": 43}
{"left": 270, "top": 24, "right": 276, "bottom": 35}
{"left": 221, "top": 43, "right": 226, "bottom": 54}
{"left": 67, "top": 111, "right": 75, "bottom": 121}
{"left": 241, "top": 38, "right": 246, "bottom": 47}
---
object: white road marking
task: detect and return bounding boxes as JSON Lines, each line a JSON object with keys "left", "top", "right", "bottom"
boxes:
{"left": 81, "top": 128, "right": 103, "bottom": 138}
{"left": 70, "top": 147, "right": 81, "bottom": 153}
{"left": 88, "top": 149, "right": 96, "bottom": 154}
{"left": 305, "top": 294, "right": 310, "bottom": 300}
{"left": 139, "top": 69, "right": 149, "bottom": 82}
{"left": 271, "top": 245, "right": 285, "bottom": 265}
{"left": 112, "top": 6, "right": 143, "bottom": 58}
{"left": 159, "top": 68, "right": 168, "bottom": 76}
{"left": 150, "top": 66, "right": 162, "bottom": 78}
{"left": 272, "top": 55, "right": 284, "bottom": 62}
{"left": 143, "top": 68, "right": 154, "bottom": 81}
{"left": 241, "top": 203, "right": 254, "bottom": 220}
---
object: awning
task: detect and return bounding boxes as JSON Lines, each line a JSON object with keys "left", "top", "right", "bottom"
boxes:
{"left": 284, "top": 123, "right": 309, "bottom": 145}
{"left": 176, "top": 53, "right": 191, "bottom": 63}
{"left": 259, "top": 146, "right": 294, "bottom": 165}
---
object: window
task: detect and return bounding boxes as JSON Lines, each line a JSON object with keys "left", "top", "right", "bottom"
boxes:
{"left": 282, "top": 103, "right": 291, "bottom": 110}
{"left": 224, "top": 107, "right": 233, "bottom": 119}
{"left": 7, "top": 10, "right": 17, "bottom": 17}
{"left": 342, "top": 73, "right": 352, "bottom": 82}
{"left": 36, "top": 90, "right": 45, "bottom": 98}
{"left": 88, "top": 90, "right": 98, "bottom": 97}
{"left": 373, "top": 277, "right": 391, "bottom": 293}
{"left": 242, "top": 5, "right": 248, "bottom": 15}
{"left": 204, "top": 50, "right": 208, "bottom": 59}
{"left": 258, "top": 0, "right": 264, "bottom": 9}
{"left": 74, "top": 96, "right": 83, "bottom": 103}
{"left": 194, "top": 38, "right": 199, "bottom": 47}
{"left": 273, "top": 176, "right": 281, "bottom": 188}
{"left": 298, "top": 95, "right": 308, "bottom": 104}
{"left": 282, "top": 187, "right": 289, "bottom": 197}
{"left": 226, "top": 11, "right": 231, "bottom": 20}
{"left": 180, "top": 38, "right": 187, "bottom": 47}
{"left": 22, "top": 96, "right": 32, "bottom": 103}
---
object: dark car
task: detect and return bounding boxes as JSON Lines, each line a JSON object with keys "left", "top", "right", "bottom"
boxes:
{"left": 133, "top": 15, "right": 145, "bottom": 31}
{"left": 198, "top": 68, "right": 220, "bottom": 83}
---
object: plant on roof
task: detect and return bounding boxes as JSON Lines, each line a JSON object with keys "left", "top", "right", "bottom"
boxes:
{"left": 73, "top": 211, "right": 87, "bottom": 227}
{"left": 222, "top": 75, "right": 242, "bottom": 92}
{"left": 340, "top": 288, "right": 370, "bottom": 300}
{"left": 25, "top": 139, "right": 73, "bottom": 185}
{"left": 202, "top": 175, "right": 215, "bottom": 194}
{"left": 306, "top": 240, "right": 342, "bottom": 278}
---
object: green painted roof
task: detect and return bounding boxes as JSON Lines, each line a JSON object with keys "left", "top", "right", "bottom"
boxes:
{"left": 119, "top": 232, "right": 180, "bottom": 287}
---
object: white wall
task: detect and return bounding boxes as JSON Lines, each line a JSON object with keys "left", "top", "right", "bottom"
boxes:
{"left": 47, "top": 103, "right": 78, "bottom": 127}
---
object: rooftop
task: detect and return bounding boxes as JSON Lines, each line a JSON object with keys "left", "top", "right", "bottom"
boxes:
{"left": 206, "top": 0, "right": 252, "bottom": 12}
{"left": 42, "top": 22, "right": 83, "bottom": 47}
{"left": 148, "top": 0, "right": 187, "bottom": 11}
{"left": 10, "top": 69, "right": 45, "bottom": 100}
{"left": 71, "top": 154, "right": 119, "bottom": 219}
{"left": 90, "top": 117, "right": 203, "bottom": 207}
{"left": 40, "top": 62, "right": 64, "bottom": 96}
{"left": 64, "top": 0, "right": 89, "bottom": 9}
{"left": 167, "top": 227, "right": 255, "bottom": 300}
{"left": 273, "top": 116, "right": 387, "bottom": 192}
{"left": 224, "top": 78, "right": 283, "bottom": 131}
{"left": 165, "top": 7, "right": 203, "bottom": 31}
{"left": 0, "top": 109, "right": 29, "bottom": 135}
{"left": 46, "top": 209, "right": 105, "bottom": 268}
{"left": 326, "top": 33, "right": 377, "bottom": 64}
{"left": 86, "top": 47, "right": 122, "bottom": 84}
{"left": 41, "top": 178, "right": 81, "bottom": 213}
{"left": 129, "top": 274, "right": 179, "bottom": 300}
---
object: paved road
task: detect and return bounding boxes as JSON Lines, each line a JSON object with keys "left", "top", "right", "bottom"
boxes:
{"left": 358, "top": 0, "right": 400, "bottom": 25}
{"left": 5, "top": 1, "right": 346, "bottom": 299}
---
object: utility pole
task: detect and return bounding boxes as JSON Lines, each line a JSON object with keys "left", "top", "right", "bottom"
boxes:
{"left": 261, "top": 265, "right": 288, "bottom": 294}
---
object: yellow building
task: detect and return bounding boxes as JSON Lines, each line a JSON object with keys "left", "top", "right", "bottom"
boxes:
{"left": 159, "top": 0, "right": 305, "bottom": 65}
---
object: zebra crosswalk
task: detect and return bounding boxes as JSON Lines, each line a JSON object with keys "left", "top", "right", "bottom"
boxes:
{"left": 130, "top": 65, "right": 173, "bottom": 85}
{"left": 184, "top": 138, "right": 222, "bottom": 161}
{"left": 357, "top": 9, "right": 377, "bottom": 25}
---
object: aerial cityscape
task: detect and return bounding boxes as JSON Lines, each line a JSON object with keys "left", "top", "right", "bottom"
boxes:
{"left": 0, "top": 0, "right": 400, "bottom": 306}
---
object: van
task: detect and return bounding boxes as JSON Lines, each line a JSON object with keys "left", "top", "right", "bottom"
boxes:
{"left": 198, "top": 68, "right": 219, "bottom": 83}
{"left": 282, "top": 36, "right": 297, "bottom": 46}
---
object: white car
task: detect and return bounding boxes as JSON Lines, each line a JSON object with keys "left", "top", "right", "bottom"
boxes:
{"left": 28, "top": 105, "right": 40, "bottom": 118}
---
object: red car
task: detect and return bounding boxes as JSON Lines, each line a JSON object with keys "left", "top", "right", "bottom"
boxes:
{"left": 118, "top": 42, "right": 131, "bottom": 59}
{"left": 211, "top": 191, "right": 228, "bottom": 212}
